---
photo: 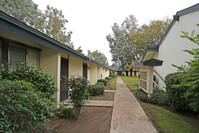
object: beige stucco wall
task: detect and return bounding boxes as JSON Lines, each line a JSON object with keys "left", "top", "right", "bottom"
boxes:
{"left": 90, "top": 63, "right": 98, "bottom": 84}
{"left": 153, "top": 11, "right": 199, "bottom": 90}
{"left": 68, "top": 55, "right": 83, "bottom": 78}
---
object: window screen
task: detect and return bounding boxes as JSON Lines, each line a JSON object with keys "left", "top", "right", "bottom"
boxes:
{"left": 9, "top": 45, "right": 26, "bottom": 68}
{"left": 27, "top": 49, "right": 39, "bottom": 68}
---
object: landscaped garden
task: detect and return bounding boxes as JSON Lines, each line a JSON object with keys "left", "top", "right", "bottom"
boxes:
{"left": 121, "top": 76, "right": 199, "bottom": 133}
{"left": 0, "top": 63, "right": 117, "bottom": 133}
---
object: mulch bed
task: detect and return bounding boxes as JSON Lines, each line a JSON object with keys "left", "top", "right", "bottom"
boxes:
{"left": 46, "top": 107, "right": 112, "bottom": 133}
{"left": 91, "top": 92, "right": 114, "bottom": 101}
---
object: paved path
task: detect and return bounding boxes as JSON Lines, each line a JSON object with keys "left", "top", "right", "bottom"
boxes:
{"left": 110, "top": 77, "right": 157, "bottom": 133}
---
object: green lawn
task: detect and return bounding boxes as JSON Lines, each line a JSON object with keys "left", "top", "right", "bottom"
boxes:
{"left": 110, "top": 77, "right": 117, "bottom": 90}
{"left": 126, "top": 84, "right": 139, "bottom": 91}
{"left": 121, "top": 76, "right": 139, "bottom": 91}
{"left": 121, "top": 76, "right": 138, "bottom": 83}
{"left": 146, "top": 104, "right": 198, "bottom": 133}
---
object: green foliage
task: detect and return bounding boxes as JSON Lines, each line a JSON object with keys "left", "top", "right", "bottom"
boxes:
{"left": 56, "top": 105, "right": 74, "bottom": 119}
{"left": 171, "top": 25, "right": 199, "bottom": 112}
{"left": 67, "top": 77, "right": 88, "bottom": 120}
{"left": 97, "top": 79, "right": 108, "bottom": 86}
{"left": 147, "top": 104, "right": 198, "bottom": 133}
{"left": 87, "top": 82, "right": 105, "bottom": 96}
{"left": 44, "top": 5, "right": 73, "bottom": 47}
{"left": 105, "top": 77, "right": 112, "bottom": 81}
{"left": 87, "top": 50, "right": 109, "bottom": 65}
{"left": 135, "top": 88, "right": 168, "bottom": 106}
{"left": 0, "top": 80, "right": 54, "bottom": 132}
{"left": 165, "top": 73, "right": 190, "bottom": 111}
{"left": 1, "top": 63, "right": 57, "bottom": 101}
{"left": 84, "top": 89, "right": 91, "bottom": 100}
{"left": 110, "top": 77, "right": 117, "bottom": 90}
{"left": 0, "top": 0, "right": 74, "bottom": 48}
{"left": 107, "top": 15, "right": 171, "bottom": 68}
{"left": 109, "top": 74, "right": 117, "bottom": 78}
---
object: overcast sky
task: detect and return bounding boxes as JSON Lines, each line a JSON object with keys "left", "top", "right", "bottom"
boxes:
{"left": 34, "top": 0, "right": 198, "bottom": 65}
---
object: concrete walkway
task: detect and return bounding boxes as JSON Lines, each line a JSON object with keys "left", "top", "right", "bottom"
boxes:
{"left": 64, "top": 99, "right": 113, "bottom": 107}
{"left": 110, "top": 77, "right": 157, "bottom": 133}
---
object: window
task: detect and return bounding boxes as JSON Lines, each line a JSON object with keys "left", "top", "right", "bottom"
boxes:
{"left": 27, "top": 49, "right": 40, "bottom": 68}
{"left": 9, "top": 44, "right": 26, "bottom": 68}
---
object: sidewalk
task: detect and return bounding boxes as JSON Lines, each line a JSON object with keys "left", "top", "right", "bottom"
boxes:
{"left": 110, "top": 77, "right": 157, "bottom": 133}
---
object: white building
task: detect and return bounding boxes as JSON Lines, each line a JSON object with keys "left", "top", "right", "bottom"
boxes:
{"left": 135, "top": 3, "right": 199, "bottom": 96}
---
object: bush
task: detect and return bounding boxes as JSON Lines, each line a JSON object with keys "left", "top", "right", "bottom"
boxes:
{"left": 1, "top": 63, "right": 57, "bottom": 101}
{"left": 109, "top": 74, "right": 116, "bottom": 78}
{"left": 56, "top": 105, "right": 74, "bottom": 119}
{"left": 105, "top": 77, "right": 112, "bottom": 81}
{"left": 165, "top": 72, "right": 190, "bottom": 111}
{"left": 84, "top": 89, "right": 91, "bottom": 100}
{"left": 87, "top": 82, "right": 104, "bottom": 96}
{"left": 0, "top": 80, "right": 54, "bottom": 132}
{"left": 67, "top": 77, "right": 88, "bottom": 120}
{"left": 135, "top": 88, "right": 168, "bottom": 106}
{"left": 97, "top": 79, "right": 108, "bottom": 86}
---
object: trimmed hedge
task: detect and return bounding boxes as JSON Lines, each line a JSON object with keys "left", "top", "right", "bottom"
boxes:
{"left": 135, "top": 88, "right": 168, "bottom": 106}
{"left": 105, "top": 77, "right": 112, "bottom": 81}
{"left": 87, "top": 82, "right": 104, "bottom": 96}
{"left": 165, "top": 72, "right": 190, "bottom": 111}
{"left": 97, "top": 79, "right": 108, "bottom": 86}
{"left": 109, "top": 74, "right": 117, "bottom": 78}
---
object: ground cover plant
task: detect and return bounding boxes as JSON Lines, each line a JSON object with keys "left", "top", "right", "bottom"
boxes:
{"left": 110, "top": 77, "right": 117, "bottom": 90}
{"left": 145, "top": 104, "right": 198, "bottom": 133}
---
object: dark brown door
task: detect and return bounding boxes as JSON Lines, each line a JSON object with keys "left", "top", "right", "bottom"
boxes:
{"left": 83, "top": 63, "right": 87, "bottom": 79}
{"left": 60, "top": 58, "right": 69, "bottom": 102}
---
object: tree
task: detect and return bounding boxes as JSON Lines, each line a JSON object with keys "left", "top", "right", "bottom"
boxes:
{"left": 76, "top": 46, "right": 83, "bottom": 54}
{"left": 0, "top": 0, "right": 44, "bottom": 31}
{"left": 0, "top": 1, "right": 74, "bottom": 48}
{"left": 44, "top": 5, "right": 74, "bottom": 48}
{"left": 106, "top": 15, "right": 138, "bottom": 69}
{"left": 87, "top": 50, "right": 108, "bottom": 66}
{"left": 132, "top": 17, "right": 171, "bottom": 58}
{"left": 107, "top": 16, "right": 171, "bottom": 69}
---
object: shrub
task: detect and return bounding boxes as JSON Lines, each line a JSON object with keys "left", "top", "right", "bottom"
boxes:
{"left": 67, "top": 77, "right": 88, "bottom": 120}
{"left": 87, "top": 82, "right": 104, "bottom": 96}
{"left": 135, "top": 88, "right": 168, "bottom": 106}
{"left": 109, "top": 74, "right": 116, "bottom": 78}
{"left": 1, "top": 63, "right": 57, "bottom": 101}
{"left": 0, "top": 80, "right": 54, "bottom": 132}
{"left": 165, "top": 72, "right": 190, "bottom": 111}
{"left": 84, "top": 89, "right": 91, "bottom": 100}
{"left": 105, "top": 77, "right": 112, "bottom": 81}
{"left": 56, "top": 105, "right": 74, "bottom": 119}
{"left": 97, "top": 79, "right": 108, "bottom": 86}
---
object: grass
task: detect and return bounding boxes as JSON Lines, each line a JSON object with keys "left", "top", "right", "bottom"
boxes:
{"left": 121, "top": 76, "right": 138, "bottom": 83}
{"left": 126, "top": 84, "right": 139, "bottom": 91}
{"left": 121, "top": 76, "right": 139, "bottom": 91}
{"left": 146, "top": 104, "right": 198, "bottom": 133}
{"left": 110, "top": 77, "right": 117, "bottom": 90}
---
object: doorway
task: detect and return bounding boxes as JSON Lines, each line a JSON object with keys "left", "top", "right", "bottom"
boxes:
{"left": 60, "top": 58, "right": 69, "bottom": 102}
